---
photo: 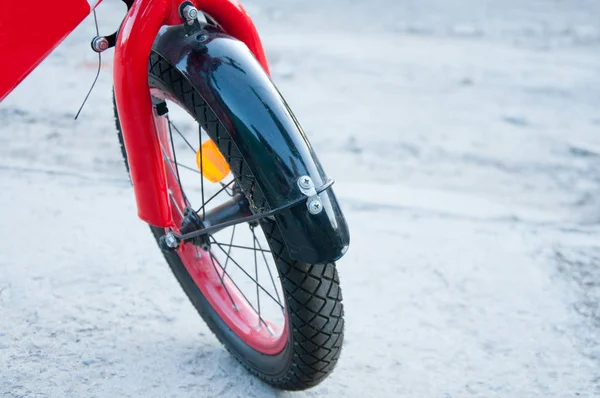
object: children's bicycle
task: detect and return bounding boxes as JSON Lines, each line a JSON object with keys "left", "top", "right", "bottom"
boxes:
{"left": 0, "top": 0, "right": 349, "bottom": 390}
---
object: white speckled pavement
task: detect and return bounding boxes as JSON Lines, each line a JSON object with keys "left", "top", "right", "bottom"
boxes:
{"left": 1, "top": 1, "right": 599, "bottom": 396}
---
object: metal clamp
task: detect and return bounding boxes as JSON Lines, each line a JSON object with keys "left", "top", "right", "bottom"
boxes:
{"left": 297, "top": 176, "right": 323, "bottom": 215}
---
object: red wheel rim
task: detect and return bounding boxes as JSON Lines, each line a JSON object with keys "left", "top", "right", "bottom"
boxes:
{"left": 152, "top": 90, "right": 288, "bottom": 355}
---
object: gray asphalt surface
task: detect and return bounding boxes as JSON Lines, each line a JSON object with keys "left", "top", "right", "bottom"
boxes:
{"left": 1, "top": 0, "right": 600, "bottom": 396}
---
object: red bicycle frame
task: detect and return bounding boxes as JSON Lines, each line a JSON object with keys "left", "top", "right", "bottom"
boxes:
{"left": 0, "top": 0, "right": 270, "bottom": 228}
{"left": 114, "top": 0, "right": 270, "bottom": 228}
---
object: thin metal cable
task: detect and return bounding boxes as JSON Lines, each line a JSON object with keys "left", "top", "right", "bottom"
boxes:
{"left": 75, "top": 10, "right": 101, "bottom": 120}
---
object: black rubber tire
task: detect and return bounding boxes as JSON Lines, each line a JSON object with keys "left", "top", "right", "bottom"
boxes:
{"left": 113, "top": 50, "right": 344, "bottom": 390}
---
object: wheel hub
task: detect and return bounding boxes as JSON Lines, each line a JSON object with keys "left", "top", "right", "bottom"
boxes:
{"left": 180, "top": 207, "right": 211, "bottom": 249}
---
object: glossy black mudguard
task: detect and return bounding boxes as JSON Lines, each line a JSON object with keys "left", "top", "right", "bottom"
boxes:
{"left": 153, "top": 26, "right": 349, "bottom": 264}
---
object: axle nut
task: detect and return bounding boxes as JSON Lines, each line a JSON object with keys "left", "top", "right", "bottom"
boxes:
{"left": 91, "top": 36, "right": 109, "bottom": 53}
{"left": 164, "top": 232, "right": 180, "bottom": 249}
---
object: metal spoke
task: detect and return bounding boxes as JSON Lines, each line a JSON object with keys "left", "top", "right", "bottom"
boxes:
{"left": 222, "top": 225, "right": 236, "bottom": 272}
{"left": 160, "top": 145, "right": 178, "bottom": 179}
{"left": 167, "top": 122, "right": 235, "bottom": 197}
{"left": 209, "top": 251, "right": 263, "bottom": 319}
{"left": 164, "top": 160, "right": 235, "bottom": 209}
{"left": 170, "top": 119, "right": 235, "bottom": 200}
{"left": 168, "top": 120, "right": 196, "bottom": 153}
{"left": 168, "top": 190, "right": 184, "bottom": 218}
{"left": 196, "top": 179, "right": 235, "bottom": 214}
{"left": 167, "top": 116, "right": 185, "bottom": 197}
{"left": 160, "top": 142, "right": 190, "bottom": 207}
{"left": 213, "top": 241, "right": 271, "bottom": 254}
{"left": 252, "top": 231, "right": 282, "bottom": 307}
{"left": 207, "top": 250, "right": 238, "bottom": 311}
{"left": 210, "top": 238, "right": 284, "bottom": 309}
{"left": 198, "top": 126, "right": 206, "bottom": 219}
{"left": 220, "top": 180, "right": 235, "bottom": 197}
{"left": 168, "top": 119, "right": 234, "bottom": 211}
{"left": 168, "top": 160, "right": 201, "bottom": 175}
{"left": 253, "top": 226, "right": 262, "bottom": 321}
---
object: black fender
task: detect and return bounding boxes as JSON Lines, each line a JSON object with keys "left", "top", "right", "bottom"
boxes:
{"left": 152, "top": 25, "right": 349, "bottom": 264}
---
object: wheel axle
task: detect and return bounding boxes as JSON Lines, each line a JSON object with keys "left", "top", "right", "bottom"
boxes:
{"left": 159, "top": 179, "right": 335, "bottom": 252}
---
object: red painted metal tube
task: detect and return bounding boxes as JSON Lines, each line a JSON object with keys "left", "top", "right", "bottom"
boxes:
{"left": 113, "top": 0, "right": 172, "bottom": 227}
{"left": 196, "top": 0, "right": 270, "bottom": 75}
{"left": 114, "top": 0, "right": 270, "bottom": 227}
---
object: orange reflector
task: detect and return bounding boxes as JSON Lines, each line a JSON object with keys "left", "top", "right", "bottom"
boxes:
{"left": 196, "top": 139, "right": 230, "bottom": 183}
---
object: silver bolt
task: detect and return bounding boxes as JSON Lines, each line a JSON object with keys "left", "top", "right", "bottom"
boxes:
{"left": 91, "top": 36, "right": 109, "bottom": 53}
{"left": 164, "top": 232, "right": 179, "bottom": 249}
{"left": 298, "top": 175, "right": 314, "bottom": 190}
{"left": 182, "top": 4, "right": 198, "bottom": 21}
{"left": 307, "top": 198, "right": 323, "bottom": 215}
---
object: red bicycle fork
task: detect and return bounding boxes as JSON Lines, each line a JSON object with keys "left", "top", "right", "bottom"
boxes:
{"left": 113, "top": 0, "right": 270, "bottom": 228}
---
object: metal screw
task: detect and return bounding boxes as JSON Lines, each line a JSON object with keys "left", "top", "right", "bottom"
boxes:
{"left": 307, "top": 198, "right": 323, "bottom": 215}
{"left": 182, "top": 4, "right": 198, "bottom": 21}
{"left": 164, "top": 232, "right": 179, "bottom": 249}
{"left": 91, "top": 36, "right": 109, "bottom": 53}
{"left": 298, "top": 175, "right": 314, "bottom": 190}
